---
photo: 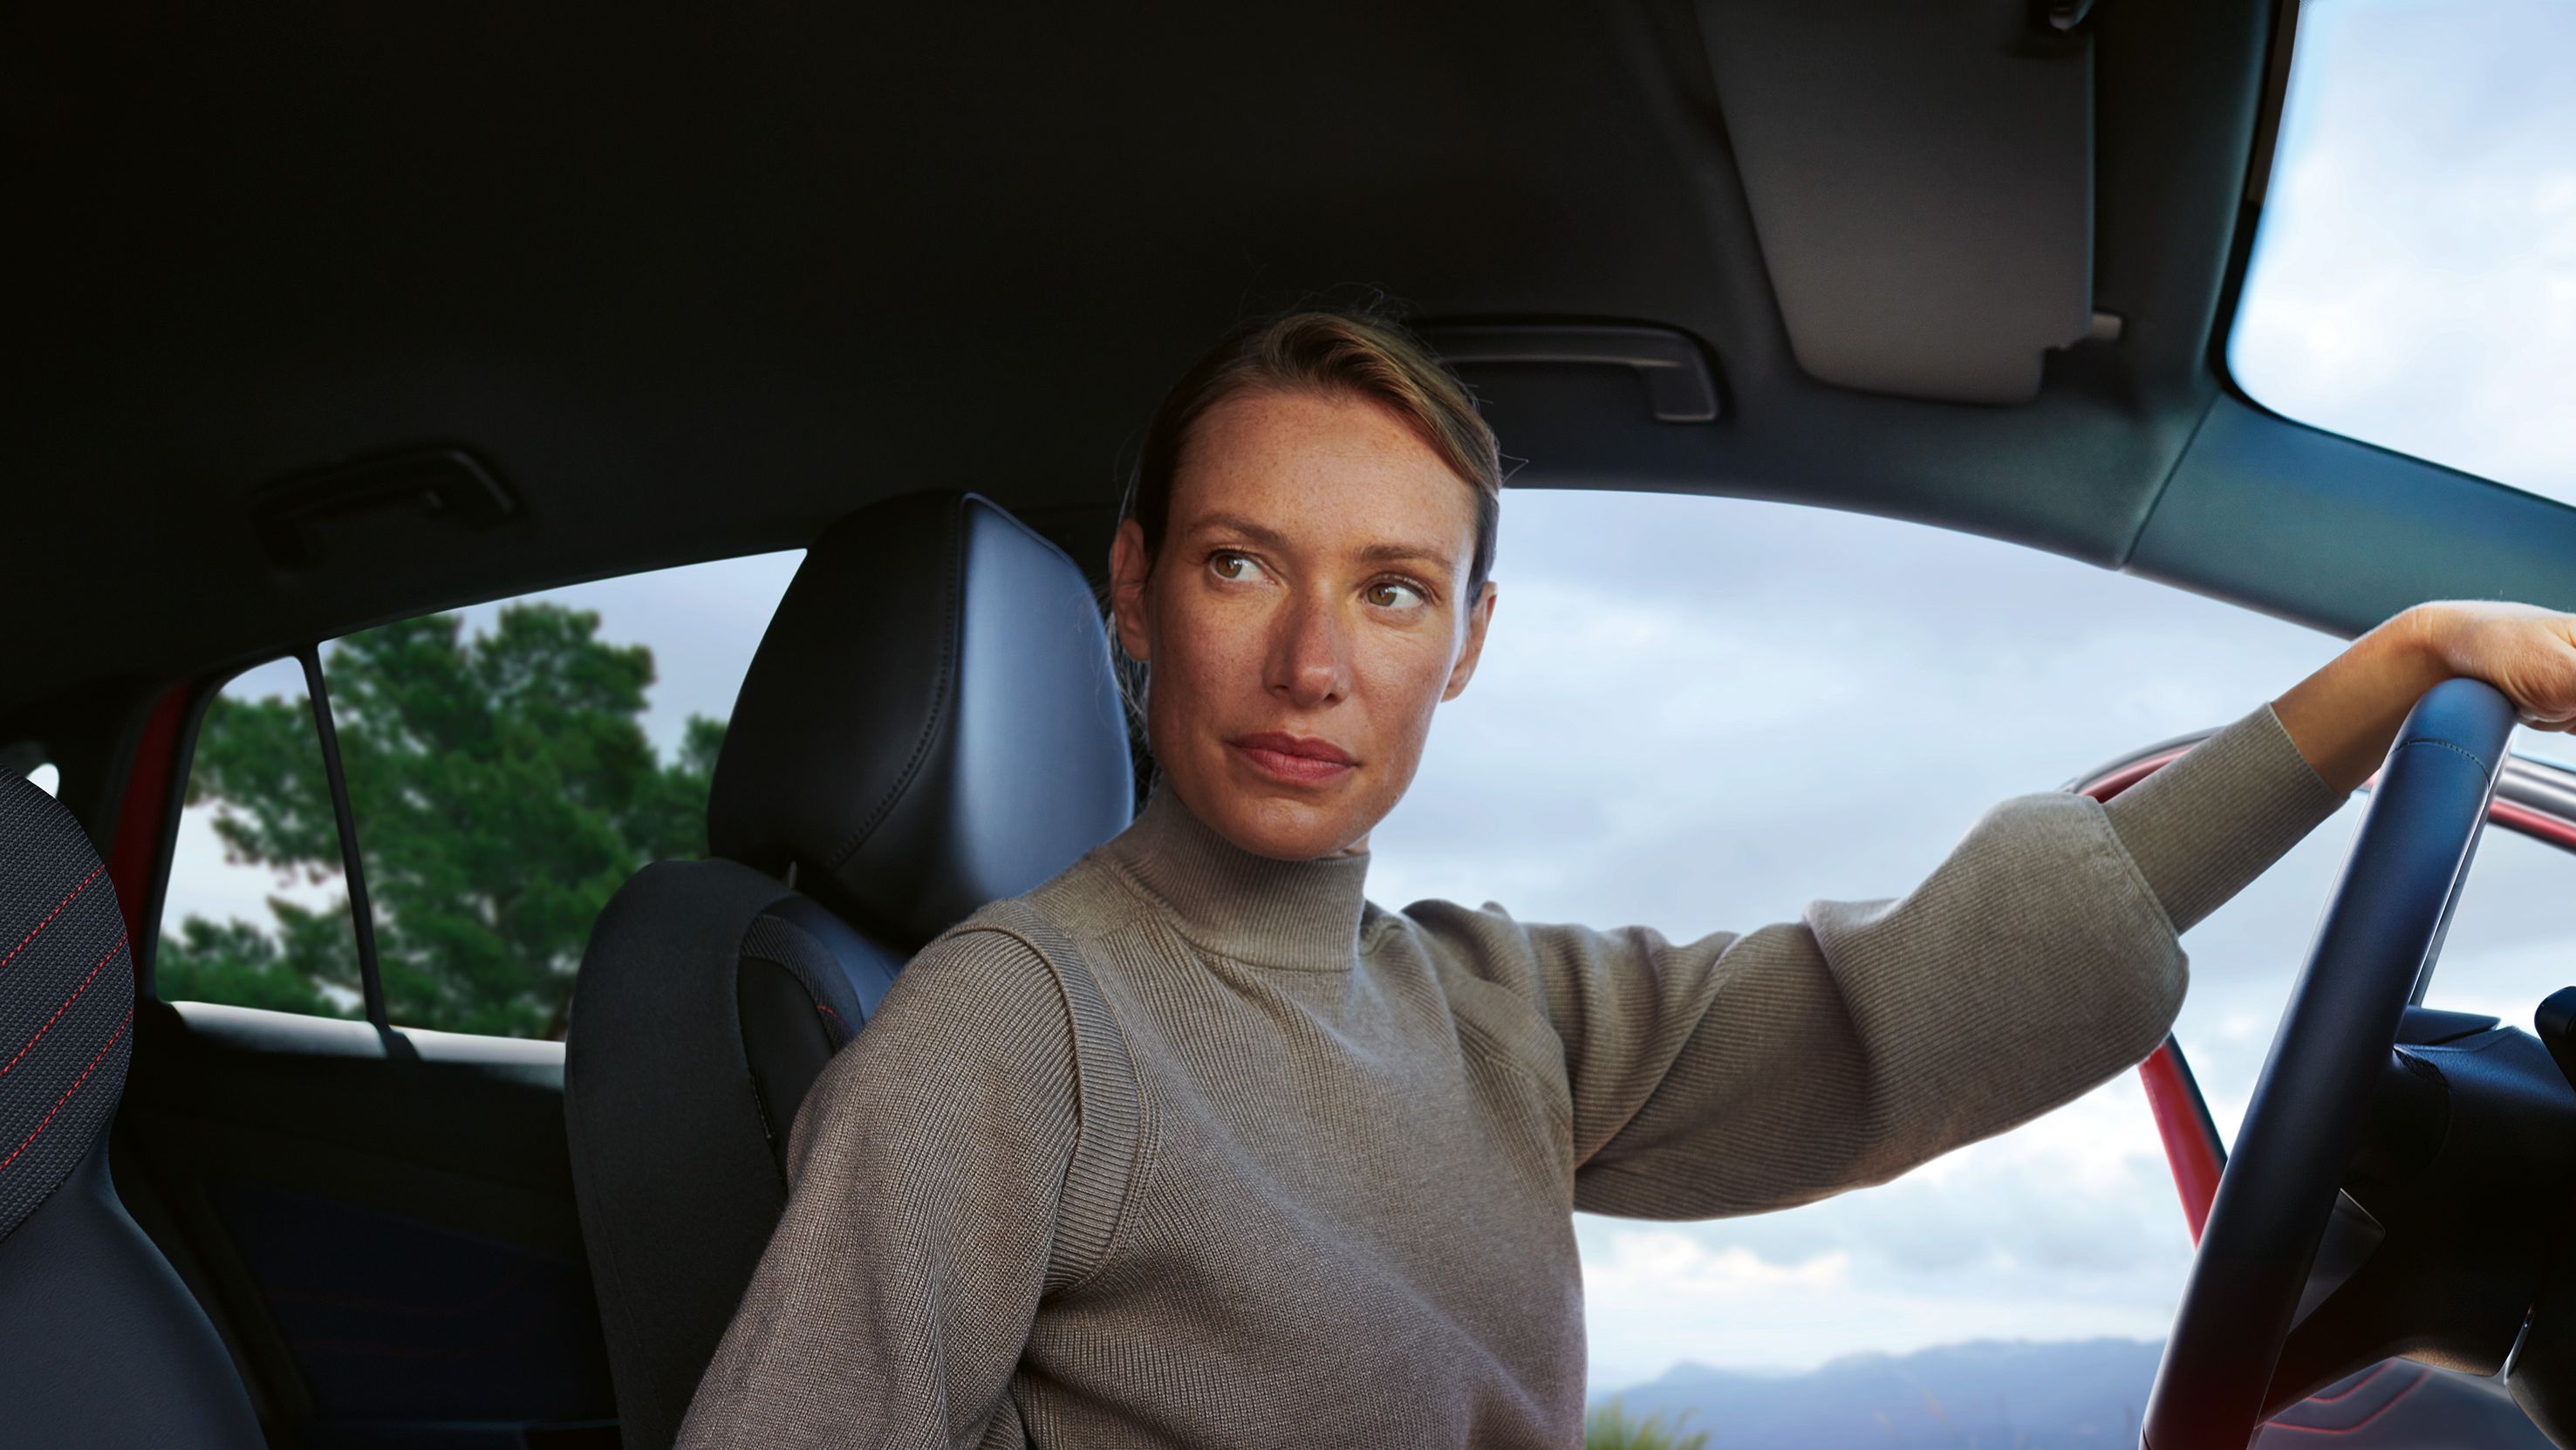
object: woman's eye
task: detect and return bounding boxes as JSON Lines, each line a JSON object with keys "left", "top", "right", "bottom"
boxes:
{"left": 1209, "top": 551, "right": 1268, "bottom": 583}
{"left": 1365, "top": 580, "right": 1425, "bottom": 609}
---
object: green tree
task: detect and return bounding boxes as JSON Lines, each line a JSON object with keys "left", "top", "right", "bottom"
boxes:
{"left": 160, "top": 605, "right": 724, "bottom": 1038}
{"left": 1585, "top": 1399, "right": 1712, "bottom": 1450}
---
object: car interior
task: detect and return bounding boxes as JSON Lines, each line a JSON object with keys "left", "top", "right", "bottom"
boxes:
{"left": 8, "top": 2, "right": 2576, "bottom": 1447}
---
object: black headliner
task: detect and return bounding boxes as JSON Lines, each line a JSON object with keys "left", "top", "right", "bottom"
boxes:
{"left": 10, "top": 0, "right": 2576, "bottom": 744}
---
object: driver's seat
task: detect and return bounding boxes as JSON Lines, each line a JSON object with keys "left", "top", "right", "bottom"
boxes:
{"left": 0, "top": 774, "right": 266, "bottom": 1448}
{"left": 564, "top": 489, "right": 1135, "bottom": 1449}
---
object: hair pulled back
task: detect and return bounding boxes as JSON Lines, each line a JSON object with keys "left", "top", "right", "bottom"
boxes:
{"left": 1122, "top": 306, "right": 1502, "bottom": 596}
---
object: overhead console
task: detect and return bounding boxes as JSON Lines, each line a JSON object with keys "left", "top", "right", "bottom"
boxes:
{"left": 1697, "top": 0, "right": 2098, "bottom": 405}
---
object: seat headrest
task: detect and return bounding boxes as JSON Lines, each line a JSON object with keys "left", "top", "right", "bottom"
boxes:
{"left": 0, "top": 776, "right": 135, "bottom": 1242}
{"left": 708, "top": 491, "right": 1134, "bottom": 943}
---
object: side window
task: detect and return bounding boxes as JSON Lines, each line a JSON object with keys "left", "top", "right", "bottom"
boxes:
{"left": 2, "top": 740, "right": 56, "bottom": 797}
{"left": 2181, "top": 769, "right": 2576, "bottom": 1146}
{"left": 2432, "top": 795, "right": 2576, "bottom": 1023}
{"left": 161, "top": 658, "right": 366, "bottom": 1017}
{"left": 1374, "top": 488, "right": 2576, "bottom": 1419}
{"left": 1370, "top": 489, "right": 2349, "bottom": 1407}
{"left": 157, "top": 551, "right": 801, "bottom": 1037}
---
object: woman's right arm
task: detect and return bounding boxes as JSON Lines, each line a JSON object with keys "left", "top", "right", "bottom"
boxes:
{"left": 676, "top": 928, "right": 1081, "bottom": 1450}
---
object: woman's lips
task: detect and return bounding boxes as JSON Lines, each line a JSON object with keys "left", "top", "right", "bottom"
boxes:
{"left": 1230, "top": 732, "right": 1356, "bottom": 786}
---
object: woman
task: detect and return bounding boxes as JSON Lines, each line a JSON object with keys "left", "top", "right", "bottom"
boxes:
{"left": 680, "top": 308, "right": 2576, "bottom": 1449}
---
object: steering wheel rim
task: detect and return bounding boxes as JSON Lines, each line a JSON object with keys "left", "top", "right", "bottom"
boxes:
{"left": 2142, "top": 678, "right": 2516, "bottom": 1450}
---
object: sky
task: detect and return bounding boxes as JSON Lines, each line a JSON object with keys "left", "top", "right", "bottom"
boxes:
{"left": 2229, "top": 0, "right": 2576, "bottom": 505}
{"left": 151, "top": 0, "right": 2576, "bottom": 1399}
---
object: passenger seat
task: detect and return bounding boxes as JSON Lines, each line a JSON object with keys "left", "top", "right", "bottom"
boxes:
{"left": 0, "top": 774, "right": 267, "bottom": 1448}
{"left": 564, "top": 490, "right": 1134, "bottom": 1450}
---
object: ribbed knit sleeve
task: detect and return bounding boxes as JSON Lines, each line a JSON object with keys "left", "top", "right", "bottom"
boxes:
{"left": 1413, "top": 701, "right": 2349, "bottom": 1221}
{"left": 2101, "top": 702, "right": 2347, "bottom": 934}
{"left": 675, "top": 927, "right": 1081, "bottom": 1450}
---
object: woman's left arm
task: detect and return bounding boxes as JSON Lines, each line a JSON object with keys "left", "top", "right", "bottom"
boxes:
{"left": 2103, "top": 601, "right": 2576, "bottom": 941}
{"left": 1434, "top": 698, "right": 2337, "bottom": 1221}
{"left": 1466, "top": 601, "right": 2576, "bottom": 1221}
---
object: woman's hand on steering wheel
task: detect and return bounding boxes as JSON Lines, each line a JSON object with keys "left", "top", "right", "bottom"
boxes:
{"left": 2275, "top": 601, "right": 2576, "bottom": 794}
{"left": 2414, "top": 601, "right": 2576, "bottom": 734}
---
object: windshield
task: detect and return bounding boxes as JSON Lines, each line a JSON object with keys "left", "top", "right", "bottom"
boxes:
{"left": 2229, "top": 0, "right": 2576, "bottom": 505}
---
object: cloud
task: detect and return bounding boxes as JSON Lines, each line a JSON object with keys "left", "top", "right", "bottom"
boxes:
{"left": 1370, "top": 476, "right": 2574, "bottom": 1385}
{"left": 1582, "top": 1234, "right": 1852, "bottom": 1297}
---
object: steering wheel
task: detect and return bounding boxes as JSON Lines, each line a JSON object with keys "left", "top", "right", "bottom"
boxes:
{"left": 2142, "top": 678, "right": 2517, "bottom": 1449}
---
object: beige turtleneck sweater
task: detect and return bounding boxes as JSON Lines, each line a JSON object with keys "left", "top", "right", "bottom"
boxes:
{"left": 677, "top": 704, "right": 2345, "bottom": 1449}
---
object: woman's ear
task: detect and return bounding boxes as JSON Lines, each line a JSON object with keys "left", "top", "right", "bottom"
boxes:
{"left": 1108, "top": 518, "right": 1154, "bottom": 662}
{"left": 1441, "top": 579, "right": 1498, "bottom": 701}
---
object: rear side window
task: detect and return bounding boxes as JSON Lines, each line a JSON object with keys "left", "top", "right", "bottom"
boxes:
{"left": 161, "top": 658, "right": 366, "bottom": 1016}
{"left": 2, "top": 741, "right": 56, "bottom": 797}
{"left": 157, "top": 551, "right": 800, "bottom": 1037}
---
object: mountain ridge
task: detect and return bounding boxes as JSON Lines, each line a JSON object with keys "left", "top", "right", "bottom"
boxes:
{"left": 1591, "top": 1337, "right": 2162, "bottom": 1449}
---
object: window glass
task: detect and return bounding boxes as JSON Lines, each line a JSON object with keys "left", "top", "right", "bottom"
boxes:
{"left": 2391, "top": 812, "right": 2575, "bottom": 1036}
{"left": 157, "top": 551, "right": 802, "bottom": 1036}
{"left": 160, "top": 656, "right": 365, "bottom": 1017}
{"left": 1367, "top": 489, "right": 2576, "bottom": 1424}
{"left": 2178, "top": 798, "right": 2573, "bottom": 1149}
{"left": 2229, "top": 0, "right": 2576, "bottom": 507}
{"left": 3, "top": 742, "right": 56, "bottom": 797}
{"left": 325, "top": 551, "right": 800, "bottom": 1037}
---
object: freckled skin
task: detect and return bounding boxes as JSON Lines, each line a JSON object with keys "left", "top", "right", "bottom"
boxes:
{"left": 1108, "top": 388, "right": 1499, "bottom": 860}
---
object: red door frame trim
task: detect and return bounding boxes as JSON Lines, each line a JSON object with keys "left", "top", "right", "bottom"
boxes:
{"left": 104, "top": 682, "right": 192, "bottom": 975}
{"left": 2076, "top": 749, "right": 2226, "bottom": 1241}
{"left": 2081, "top": 743, "right": 2576, "bottom": 1243}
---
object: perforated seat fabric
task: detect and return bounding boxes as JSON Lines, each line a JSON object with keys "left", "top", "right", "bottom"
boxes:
{"left": 0, "top": 774, "right": 265, "bottom": 1449}
{"left": 565, "top": 490, "right": 1133, "bottom": 1450}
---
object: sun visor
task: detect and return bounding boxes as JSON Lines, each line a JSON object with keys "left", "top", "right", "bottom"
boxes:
{"left": 1698, "top": 0, "right": 2095, "bottom": 405}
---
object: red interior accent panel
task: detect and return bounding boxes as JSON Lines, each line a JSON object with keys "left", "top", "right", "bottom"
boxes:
{"left": 2073, "top": 742, "right": 2576, "bottom": 1247}
{"left": 2264, "top": 1361, "right": 2429, "bottom": 1434}
{"left": 106, "top": 684, "right": 190, "bottom": 964}
{"left": 2077, "top": 749, "right": 2228, "bottom": 1241}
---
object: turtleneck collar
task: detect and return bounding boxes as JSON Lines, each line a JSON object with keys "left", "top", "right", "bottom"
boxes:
{"left": 1098, "top": 777, "right": 1374, "bottom": 972}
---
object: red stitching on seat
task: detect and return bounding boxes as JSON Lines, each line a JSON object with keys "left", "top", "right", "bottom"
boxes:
{"left": 0, "top": 931, "right": 127, "bottom": 1079}
{"left": 0, "top": 1004, "right": 133, "bottom": 1174}
{"left": 0, "top": 866, "right": 102, "bottom": 975}
{"left": 814, "top": 1004, "right": 845, "bottom": 1027}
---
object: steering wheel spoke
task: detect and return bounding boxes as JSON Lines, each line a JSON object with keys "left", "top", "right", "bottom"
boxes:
{"left": 2262, "top": 1024, "right": 2576, "bottom": 1417}
{"left": 2142, "top": 680, "right": 2555, "bottom": 1449}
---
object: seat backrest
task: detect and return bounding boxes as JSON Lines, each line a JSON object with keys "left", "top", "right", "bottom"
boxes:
{"left": 0, "top": 774, "right": 267, "bottom": 1449}
{"left": 564, "top": 489, "right": 1133, "bottom": 1450}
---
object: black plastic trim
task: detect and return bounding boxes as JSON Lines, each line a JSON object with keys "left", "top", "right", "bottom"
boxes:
{"left": 297, "top": 646, "right": 389, "bottom": 1033}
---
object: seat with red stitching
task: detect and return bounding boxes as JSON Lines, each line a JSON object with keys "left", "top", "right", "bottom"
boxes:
{"left": 0, "top": 772, "right": 265, "bottom": 1448}
{"left": 0, "top": 776, "right": 134, "bottom": 1236}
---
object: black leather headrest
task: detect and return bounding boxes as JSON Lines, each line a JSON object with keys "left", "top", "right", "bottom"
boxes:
{"left": 0, "top": 776, "right": 135, "bottom": 1241}
{"left": 708, "top": 491, "right": 1134, "bottom": 943}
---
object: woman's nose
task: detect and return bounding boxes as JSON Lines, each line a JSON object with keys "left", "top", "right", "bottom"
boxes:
{"left": 1268, "top": 595, "right": 1350, "bottom": 707}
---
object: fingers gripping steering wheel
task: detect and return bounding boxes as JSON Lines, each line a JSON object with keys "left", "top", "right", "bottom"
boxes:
{"left": 2142, "top": 679, "right": 2518, "bottom": 1448}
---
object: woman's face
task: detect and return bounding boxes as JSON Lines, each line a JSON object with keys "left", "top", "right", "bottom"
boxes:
{"left": 1110, "top": 387, "right": 1497, "bottom": 860}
